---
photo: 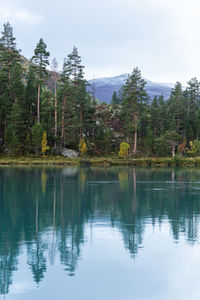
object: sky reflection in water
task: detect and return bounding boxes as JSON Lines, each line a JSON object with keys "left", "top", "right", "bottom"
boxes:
{"left": 1, "top": 167, "right": 200, "bottom": 299}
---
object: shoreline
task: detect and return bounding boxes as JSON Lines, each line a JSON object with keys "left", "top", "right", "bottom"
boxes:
{"left": 1, "top": 156, "right": 200, "bottom": 167}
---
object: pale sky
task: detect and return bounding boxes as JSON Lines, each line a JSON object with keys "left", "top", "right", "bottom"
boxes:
{"left": 0, "top": 0, "right": 200, "bottom": 84}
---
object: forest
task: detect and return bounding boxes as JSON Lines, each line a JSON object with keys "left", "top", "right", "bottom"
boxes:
{"left": 1, "top": 22, "right": 200, "bottom": 158}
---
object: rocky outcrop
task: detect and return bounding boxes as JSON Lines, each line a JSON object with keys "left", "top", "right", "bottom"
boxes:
{"left": 61, "top": 148, "right": 79, "bottom": 158}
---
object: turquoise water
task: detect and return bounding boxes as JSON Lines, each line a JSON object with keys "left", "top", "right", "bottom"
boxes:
{"left": 1, "top": 167, "right": 200, "bottom": 299}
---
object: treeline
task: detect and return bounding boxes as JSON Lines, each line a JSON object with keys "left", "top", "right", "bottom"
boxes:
{"left": 1, "top": 22, "right": 200, "bottom": 157}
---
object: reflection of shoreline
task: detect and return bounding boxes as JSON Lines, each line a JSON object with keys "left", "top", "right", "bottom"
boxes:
{"left": 62, "top": 167, "right": 79, "bottom": 177}
{"left": 0, "top": 167, "right": 200, "bottom": 294}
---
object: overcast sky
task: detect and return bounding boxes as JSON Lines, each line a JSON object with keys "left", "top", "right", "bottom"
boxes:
{"left": 0, "top": 0, "right": 200, "bottom": 83}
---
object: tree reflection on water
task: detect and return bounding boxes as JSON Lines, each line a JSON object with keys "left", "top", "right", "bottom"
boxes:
{"left": 0, "top": 166, "right": 200, "bottom": 294}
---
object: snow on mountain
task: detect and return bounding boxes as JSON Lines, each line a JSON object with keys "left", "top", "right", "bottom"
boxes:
{"left": 88, "top": 74, "right": 174, "bottom": 103}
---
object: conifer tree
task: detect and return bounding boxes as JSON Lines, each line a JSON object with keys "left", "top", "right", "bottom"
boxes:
{"left": 31, "top": 38, "right": 50, "bottom": 124}
{"left": 121, "top": 68, "right": 148, "bottom": 155}
{"left": 0, "top": 22, "right": 24, "bottom": 142}
{"left": 0, "top": 22, "right": 21, "bottom": 89}
{"left": 111, "top": 91, "right": 120, "bottom": 106}
{"left": 25, "top": 66, "right": 38, "bottom": 127}
{"left": 32, "top": 123, "right": 43, "bottom": 154}
{"left": 40, "top": 89, "right": 54, "bottom": 140}
{"left": 184, "top": 78, "right": 200, "bottom": 140}
{"left": 9, "top": 100, "right": 26, "bottom": 152}
{"left": 59, "top": 48, "right": 94, "bottom": 148}
{"left": 51, "top": 58, "right": 59, "bottom": 147}
{"left": 59, "top": 57, "right": 77, "bottom": 148}
{"left": 5, "top": 124, "right": 19, "bottom": 154}
{"left": 168, "top": 82, "right": 184, "bottom": 134}
{"left": 64, "top": 47, "right": 89, "bottom": 141}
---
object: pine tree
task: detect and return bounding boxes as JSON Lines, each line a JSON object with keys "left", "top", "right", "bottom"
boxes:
{"left": 59, "top": 48, "right": 94, "bottom": 149}
{"left": 164, "top": 130, "right": 181, "bottom": 157}
{"left": 150, "top": 96, "right": 159, "bottom": 136}
{"left": 40, "top": 89, "right": 54, "bottom": 142}
{"left": 121, "top": 67, "right": 148, "bottom": 155}
{"left": 168, "top": 82, "right": 184, "bottom": 134}
{"left": 0, "top": 22, "right": 24, "bottom": 143}
{"left": 63, "top": 47, "right": 91, "bottom": 141}
{"left": 51, "top": 58, "right": 59, "bottom": 147}
{"left": 8, "top": 100, "right": 26, "bottom": 152}
{"left": 59, "top": 57, "right": 77, "bottom": 148}
{"left": 184, "top": 78, "right": 200, "bottom": 141}
{"left": 111, "top": 91, "right": 120, "bottom": 106}
{"left": 31, "top": 38, "right": 50, "bottom": 124}
{"left": 32, "top": 123, "right": 43, "bottom": 154}
{"left": 0, "top": 22, "right": 21, "bottom": 89}
{"left": 25, "top": 66, "right": 38, "bottom": 124}
{"left": 64, "top": 46, "right": 83, "bottom": 84}
{"left": 5, "top": 124, "right": 19, "bottom": 154}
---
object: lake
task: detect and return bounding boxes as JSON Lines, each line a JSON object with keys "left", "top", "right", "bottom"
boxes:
{"left": 1, "top": 166, "right": 200, "bottom": 299}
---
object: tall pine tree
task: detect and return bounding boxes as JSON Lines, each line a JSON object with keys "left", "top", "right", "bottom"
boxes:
{"left": 121, "top": 68, "right": 148, "bottom": 155}
{"left": 31, "top": 38, "right": 50, "bottom": 124}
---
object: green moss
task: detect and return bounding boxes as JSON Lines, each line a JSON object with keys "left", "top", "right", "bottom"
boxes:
{"left": 1, "top": 156, "right": 200, "bottom": 167}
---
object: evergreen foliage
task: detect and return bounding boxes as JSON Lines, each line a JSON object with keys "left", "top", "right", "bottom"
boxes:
{"left": 31, "top": 38, "right": 50, "bottom": 124}
{"left": 1, "top": 22, "right": 200, "bottom": 158}
{"left": 121, "top": 68, "right": 148, "bottom": 155}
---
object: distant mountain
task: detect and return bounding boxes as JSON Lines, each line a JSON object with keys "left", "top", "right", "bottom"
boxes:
{"left": 88, "top": 73, "right": 174, "bottom": 103}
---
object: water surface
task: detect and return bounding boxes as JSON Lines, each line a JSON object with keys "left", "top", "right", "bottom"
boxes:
{"left": 1, "top": 167, "right": 200, "bottom": 299}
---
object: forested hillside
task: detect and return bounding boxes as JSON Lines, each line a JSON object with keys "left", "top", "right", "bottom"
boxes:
{"left": 1, "top": 22, "right": 200, "bottom": 157}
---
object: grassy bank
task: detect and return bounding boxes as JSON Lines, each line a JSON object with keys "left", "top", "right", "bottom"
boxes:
{"left": 1, "top": 156, "right": 200, "bottom": 167}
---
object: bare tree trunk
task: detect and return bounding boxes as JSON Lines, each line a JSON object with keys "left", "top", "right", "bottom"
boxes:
{"left": 36, "top": 197, "right": 38, "bottom": 238}
{"left": 51, "top": 58, "right": 58, "bottom": 148}
{"left": 177, "top": 114, "right": 180, "bottom": 132}
{"left": 154, "top": 124, "right": 157, "bottom": 136}
{"left": 0, "top": 109, "right": 1, "bottom": 136}
{"left": 133, "top": 114, "right": 138, "bottom": 155}
{"left": 4, "top": 117, "right": 6, "bottom": 143}
{"left": 8, "top": 69, "right": 11, "bottom": 89}
{"left": 133, "top": 169, "right": 136, "bottom": 212}
{"left": 50, "top": 177, "right": 57, "bottom": 265}
{"left": 134, "top": 130, "right": 137, "bottom": 155}
{"left": 37, "top": 84, "right": 41, "bottom": 124}
{"left": 172, "top": 170, "right": 175, "bottom": 181}
{"left": 61, "top": 99, "right": 66, "bottom": 148}
{"left": 172, "top": 143, "right": 175, "bottom": 157}
{"left": 54, "top": 83, "right": 57, "bottom": 148}
{"left": 79, "top": 110, "right": 82, "bottom": 141}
